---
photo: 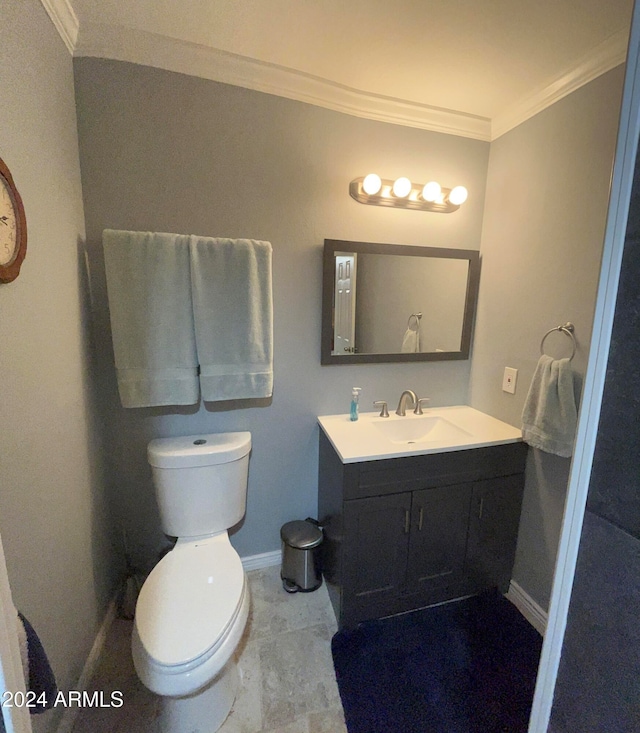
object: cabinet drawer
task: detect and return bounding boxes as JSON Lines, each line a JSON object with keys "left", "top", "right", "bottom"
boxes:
{"left": 347, "top": 442, "right": 528, "bottom": 500}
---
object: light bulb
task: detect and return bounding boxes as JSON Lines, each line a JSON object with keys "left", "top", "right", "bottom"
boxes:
{"left": 392, "top": 177, "right": 412, "bottom": 198}
{"left": 362, "top": 173, "right": 382, "bottom": 195}
{"left": 422, "top": 181, "right": 442, "bottom": 202}
{"left": 448, "top": 186, "right": 468, "bottom": 205}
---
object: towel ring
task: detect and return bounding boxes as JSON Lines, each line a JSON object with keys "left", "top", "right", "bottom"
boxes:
{"left": 407, "top": 312, "right": 422, "bottom": 331}
{"left": 540, "top": 322, "right": 576, "bottom": 361}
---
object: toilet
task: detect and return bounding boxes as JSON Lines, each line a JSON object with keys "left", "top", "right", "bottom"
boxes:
{"left": 132, "top": 431, "right": 252, "bottom": 733}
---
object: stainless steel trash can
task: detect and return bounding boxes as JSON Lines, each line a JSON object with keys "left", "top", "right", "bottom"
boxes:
{"left": 280, "top": 519, "right": 323, "bottom": 593}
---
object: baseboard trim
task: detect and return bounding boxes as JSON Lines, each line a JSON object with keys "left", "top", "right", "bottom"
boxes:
{"left": 56, "top": 597, "right": 118, "bottom": 733}
{"left": 506, "top": 580, "right": 548, "bottom": 636}
{"left": 241, "top": 549, "right": 281, "bottom": 572}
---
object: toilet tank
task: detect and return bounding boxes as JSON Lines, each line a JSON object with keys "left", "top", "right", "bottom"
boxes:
{"left": 147, "top": 432, "right": 251, "bottom": 538}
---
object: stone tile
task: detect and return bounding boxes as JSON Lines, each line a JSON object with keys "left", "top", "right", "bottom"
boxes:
{"left": 72, "top": 706, "right": 122, "bottom": 733}
{"left": 93, "top": 619, "right": 138, "bottom": 681}
{"left": 113, "top": 697, "right": 160, "bottom": 733}
{"left": 218, "top": 638, "right": 263, "bottom": 733}
{"left": 116, "top": 676, "right": 160, "bottom": 732}
{"left": 247, "top": 565, "right": 338, "bottom": 640}
{"left": 259, "top": 624, "right": 341, "bottom": 730}
{"left": 71, "top": 689, "right": 158, "bottom": 732}
{"left": 307, "top": 707, "right": 349, "bottom": 733}
{"left": 261, "top": 716, "right": 309, "bottom": 733}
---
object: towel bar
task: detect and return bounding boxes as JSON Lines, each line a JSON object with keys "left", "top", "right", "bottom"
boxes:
{"left": 540, "top": 322, "right": 576, "bottom": 361}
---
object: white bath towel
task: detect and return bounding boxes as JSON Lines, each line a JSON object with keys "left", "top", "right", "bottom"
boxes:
{"left": 103, "top": 230, "right": 199, "bottom": 407}
{"left": 190, "top": 237, "right": 273, "bottom": 401}
{"left": 522, "top": 355, "right": 577, "bottom": 458}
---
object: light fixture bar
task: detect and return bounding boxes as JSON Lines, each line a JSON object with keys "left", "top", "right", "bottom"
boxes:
{"left": 349, "top": 176, "right": 467, "bottom": 213}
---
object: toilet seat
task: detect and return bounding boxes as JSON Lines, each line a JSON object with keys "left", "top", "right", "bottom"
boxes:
{"left": 135, "top": 533, "right": 245, "bottom": 671}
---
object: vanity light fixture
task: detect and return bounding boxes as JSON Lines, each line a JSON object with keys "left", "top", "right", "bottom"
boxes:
{"left": 350, "top": 174, "right": 468, "bottom": 213}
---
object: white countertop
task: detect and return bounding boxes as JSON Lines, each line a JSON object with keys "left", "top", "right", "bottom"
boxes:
{"left": 318, "top": 405, "right": 522, "bottom": 463}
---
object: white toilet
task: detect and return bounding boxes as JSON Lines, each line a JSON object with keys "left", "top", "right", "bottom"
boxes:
{"left": 132, "top": 431, "right": 252, "bottom": 733}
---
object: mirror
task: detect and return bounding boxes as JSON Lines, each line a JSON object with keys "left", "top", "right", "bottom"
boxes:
{"left": 321, "top": 239, "right": 480, "bottom": 365}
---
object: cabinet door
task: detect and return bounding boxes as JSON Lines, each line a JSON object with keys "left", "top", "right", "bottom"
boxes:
{"left": 466, "top": 475, "right": 525, "bottom": 592}
{"left": 342, "top": 493, "right": 412, "bottom": 608}
{"left": 405, "top": 484, "right": 473, "bottom": 592}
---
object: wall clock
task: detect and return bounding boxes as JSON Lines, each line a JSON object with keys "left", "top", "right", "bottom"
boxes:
{"left": 0, "top": 156, "right": 27, "bottom": 283}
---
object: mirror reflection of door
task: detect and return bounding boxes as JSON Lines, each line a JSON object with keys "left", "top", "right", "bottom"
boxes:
{"left": 333, "top": 253, "right": 357, "bottom": 354}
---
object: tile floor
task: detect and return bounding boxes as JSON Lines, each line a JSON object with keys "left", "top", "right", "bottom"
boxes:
{"left": 71, "top": 565, "right": 347, "bottom": 733}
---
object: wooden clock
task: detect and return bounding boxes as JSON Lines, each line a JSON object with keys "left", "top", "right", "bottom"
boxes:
{"left": 0, "top": 156, "right": 27, "bottom": 283}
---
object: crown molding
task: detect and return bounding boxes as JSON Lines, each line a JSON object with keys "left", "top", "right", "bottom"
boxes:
{"left": 39, "top": 0, "right": 78, "bottom": 54}
{"left": 491, "top": 28, "right": 629, "bottom": 140}
{"left": 68, "top": 17, "right": 627, "bottom": 142}
{"left": 74, "top": 22, "right": 492, "bottom": 141}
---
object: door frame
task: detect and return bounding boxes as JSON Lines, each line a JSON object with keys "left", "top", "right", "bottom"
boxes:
{"left": 528, "top": 2, "right": 640, "bottom": 729}
{"left": 0, "top": 531, "right": 32, "bottom": 733}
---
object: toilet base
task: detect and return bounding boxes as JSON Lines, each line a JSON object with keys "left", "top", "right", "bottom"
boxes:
{"left": 159, "top": 659, "right": 239, "bottom": 733}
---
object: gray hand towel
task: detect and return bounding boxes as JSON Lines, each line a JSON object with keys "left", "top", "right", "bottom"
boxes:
{"left": 103, "top": 230, "right": 199, "bottom": 407}
{"left": 190, "top": 237, "right": 273, "bottom": 401}
{"left": 522, "top": 355, "right": 577, "bottom": 458}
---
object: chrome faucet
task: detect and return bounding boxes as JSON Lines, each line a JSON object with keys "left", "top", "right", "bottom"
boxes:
{"left": 395, "top": 389, "right": 417, "bottom": 416}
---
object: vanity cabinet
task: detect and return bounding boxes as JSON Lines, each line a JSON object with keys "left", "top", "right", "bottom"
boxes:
{"left": 318, "top": 430, "right": 527, "bottom": 628}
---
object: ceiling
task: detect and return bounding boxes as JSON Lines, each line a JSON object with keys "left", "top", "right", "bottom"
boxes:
{"left": 46, "top": 0, "right": 635, "bottom": 140}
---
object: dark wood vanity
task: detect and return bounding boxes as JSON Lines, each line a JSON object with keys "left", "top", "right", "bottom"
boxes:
{"left": 318, "top": 429, "right": 528, "bottom": 628}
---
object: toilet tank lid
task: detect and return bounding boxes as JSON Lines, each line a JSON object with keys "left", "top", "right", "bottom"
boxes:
{"left": 148, "top": 432, "right": 251, "bottom": 468}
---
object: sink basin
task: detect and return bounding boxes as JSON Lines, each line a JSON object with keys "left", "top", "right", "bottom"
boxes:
{"left": 317, "top": 406, "right": 523, "bottom": 463}
{"left": 372, "top": 415, "right": 473, "bottom": 445}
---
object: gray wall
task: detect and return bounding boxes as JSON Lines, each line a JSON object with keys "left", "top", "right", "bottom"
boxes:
{"left": 468, "top": 66, "right": 625, "bottom": 610}
{"left": 73, "top": 58, "right": 490, "bottom": 566}
{"left": 0, "top": 2, "right": 120, "bottom": 729}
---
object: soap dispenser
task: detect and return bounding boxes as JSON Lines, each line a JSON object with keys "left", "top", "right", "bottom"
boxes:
{"left": 350, "top": 387, "right": 362, "bottom": 422}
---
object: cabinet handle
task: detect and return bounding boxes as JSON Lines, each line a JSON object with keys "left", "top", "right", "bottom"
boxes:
{"left": 418, "top": 506, "right": 424, "bottom": 531}
{"left": 404, "top": 510, "right": 410, "bottom": 534}
{"left": 478, "top": 496, "right": 484, "bottom": 520}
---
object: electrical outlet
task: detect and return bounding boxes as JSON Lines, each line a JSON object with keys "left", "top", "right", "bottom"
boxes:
{"left": 502, "top": 367, "right": 518, "bottom": 394}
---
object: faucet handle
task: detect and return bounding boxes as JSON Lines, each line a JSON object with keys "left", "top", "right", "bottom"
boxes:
{"left": 414, "top": 398, "right": 430, "bottom": 415}
{"left": 373, "top": 401, "right": 389, "bottom": 418}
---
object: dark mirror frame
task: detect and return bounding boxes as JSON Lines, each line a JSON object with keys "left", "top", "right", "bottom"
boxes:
{"left": 321, "top": 239, "right": 481, "bottom": 365}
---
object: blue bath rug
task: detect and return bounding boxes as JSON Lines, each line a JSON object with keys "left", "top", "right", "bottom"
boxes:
{"left": 331, "top": 591, "right": 542, "bottom": 733}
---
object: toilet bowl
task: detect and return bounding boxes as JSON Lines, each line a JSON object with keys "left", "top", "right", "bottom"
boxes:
{"left": 132, "top": 432, "right": 252, "bottom": 733}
